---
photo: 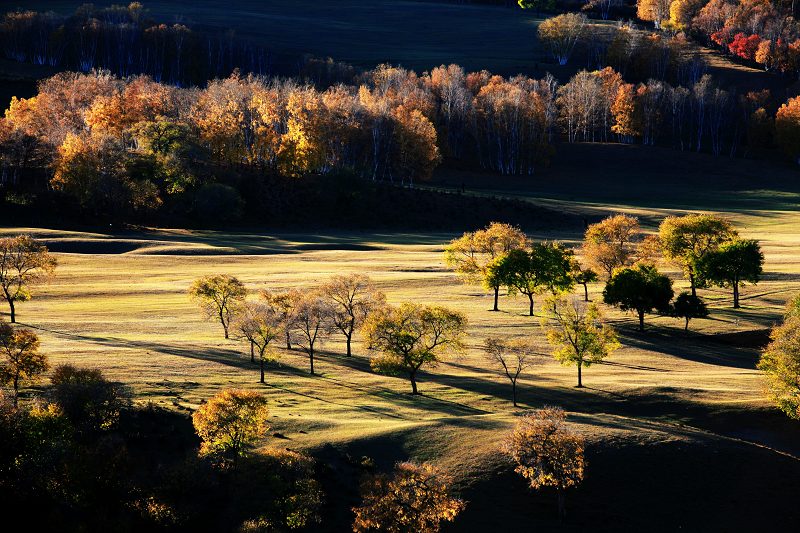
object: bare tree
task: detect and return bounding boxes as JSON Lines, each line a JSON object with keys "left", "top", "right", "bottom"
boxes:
{"left": 483, "top": 338, "right": 547, "bottom": 407}
{"left": 292, "top": 292, "right": 333, "bottom": 375}
{"left": 322, "top": 274, "right": 386, "bottom": 357}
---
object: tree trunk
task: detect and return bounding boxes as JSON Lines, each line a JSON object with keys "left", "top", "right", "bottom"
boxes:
{"left": 260, "top": 356, "right": 265, "bottom": 383}
{"left": 8, "top": 299, "right": 15, "bottom": 324}
{"left": 733, "top": 279, "right": 740, "bottom": 309}
{"left": 577, "top": 363, "right": 583, "bottom": 388}
{"left": 583, "top": 282, "right": 589, "bottom": 302}
{"left": 12, "top": 375, "right": 19, "bottom": 407}
{"left": 512, "top": 380, "right": 517, "bottom": 407}
{"left": 557, "top": 490, "right": 566, "bottom": 523}
{"left": 528, "top": 294, "right": 534, "bottom": 316}
{"left": 685, "top": 317, "right": 689, "bottom": 333}
{"left": 638, "top": 310, "right": 645, "bottom": 331}
{"left": 689, "top": 271, "right": 697, "bottom": 297}
{"left": 346, "top": 332, "right": 352, "bottom": 357}
{"left": 493, "top": 286, "right": 499, "bottom": 311}
{"left": 250, "top": 341, "right": 255, "bottom": 363}
{"left": 309, "top": 348, "right": 315, "bottom": 375}
{"left": 286, "top": 330, "right": 292, "bottom": 350}
{"left": 410, "top": 371, "right": 418, "bottom": 394}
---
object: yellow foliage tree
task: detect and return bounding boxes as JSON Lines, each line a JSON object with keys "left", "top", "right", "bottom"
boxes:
{"left": 352, "top": 462, "right": 465, "bottom": 533}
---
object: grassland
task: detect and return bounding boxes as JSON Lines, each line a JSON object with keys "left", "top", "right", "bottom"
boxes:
{"left": 3, "top": 144, "right": 800, "bottom": 530}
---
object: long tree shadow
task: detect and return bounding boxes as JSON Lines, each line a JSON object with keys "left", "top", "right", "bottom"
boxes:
{"left": 616, "top": 326, "right": 762, "bottom": 369}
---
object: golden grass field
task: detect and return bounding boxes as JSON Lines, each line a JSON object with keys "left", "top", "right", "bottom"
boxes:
{"left": 3, "top": 146, "right": 800, "bottom": 530}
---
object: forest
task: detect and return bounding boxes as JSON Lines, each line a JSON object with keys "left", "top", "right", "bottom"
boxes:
{"left": 2, "top": 0, "right": 800, "bottom": 532}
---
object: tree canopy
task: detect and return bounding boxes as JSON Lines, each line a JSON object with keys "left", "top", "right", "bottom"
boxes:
{"left": 362, "top": 303, "right": 466, "bottom": 394}
{"left": 0, "top": 235, "right": 57, "bottom": 323}
{"left": 189, "top": 274, "right": 247, "bottom": 339}
{"left": 603, "top": 264, "right": 674, "bottom": 331}
{"left": 696, "top": 239, "right": 764, "bottom": 308}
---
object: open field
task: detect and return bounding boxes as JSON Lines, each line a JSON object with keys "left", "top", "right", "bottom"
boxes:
{"left": 3, "top": 144, "right": 800, "bottom": 530}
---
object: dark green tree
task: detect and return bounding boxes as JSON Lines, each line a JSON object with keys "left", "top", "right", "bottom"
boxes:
{"left": 603, "top": 264, "right": 674, "bottom": 331}
{"left": 671, "top": 292, "right": 709, "bottom": 333}
{"left": 696, "top": 239, "right": 764, "bottom": 309}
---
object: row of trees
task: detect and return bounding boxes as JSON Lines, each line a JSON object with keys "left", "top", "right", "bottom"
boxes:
{"left": 444, "top": 216, "right": 763, "bottom": 325}
{"left": 0, "top": 4, "right": 272, "bottom": 85}
{"left": 635, "top": 0, "right": 800, "bottom": 77}
{"left": 5, "top": 61, "right": 800, "bottom": 218}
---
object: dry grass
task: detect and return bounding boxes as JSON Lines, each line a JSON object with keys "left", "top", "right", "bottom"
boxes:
{"left": 3, "top": 144, "right": 800, "bottom": 529}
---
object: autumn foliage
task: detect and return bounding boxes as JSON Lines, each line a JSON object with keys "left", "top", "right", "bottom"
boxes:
{"left": 352, "top": 462, "right": 465, "bottom": 533}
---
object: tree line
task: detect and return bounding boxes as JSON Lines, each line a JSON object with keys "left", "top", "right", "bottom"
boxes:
{"left": 3, "top": 64, "right": 800, "bottom": 223}
{"left": 0, "top": 3, "right": 273, "bottom": 86}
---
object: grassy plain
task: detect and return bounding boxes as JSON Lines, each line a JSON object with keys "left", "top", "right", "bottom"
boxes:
{"left": 3, "top": 144, "right": 800, "bottom": 530}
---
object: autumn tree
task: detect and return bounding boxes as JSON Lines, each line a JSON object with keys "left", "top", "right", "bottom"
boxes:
{"left": 543, "top": 298, "right": 619, "bottom": 387}
{"left": 292, "top": 292, "right": 333, "bottom": 375}
{"left": 353, "top": 461, "right": 465, "bottom": 533}
{"left": 637, "top": 0, "right": 673, "bottom": 29}
{"left": 444, "top": 222, "right": 528, "bottom": 311}
{"left": 776, "top": 96, "right": 800, "bottom": 165}
{"left": 189, "top": 274, "right": 247, "bottom": 339}
{"left": 696, "top": 239, "right": 764, "bottom": 308}
{"left": 362, "top": 303, "right": 466, "bottom": 394}
{"left": 759, "top": 312, "right": 800, "bottom": 419}
{"left": 50, "top": 365, "right": 131, "bottom": 435}
{"left": 483, "top": 337, "right": 546, "bottom": 407}
{"left": 582, "top": 215, "right": 641, "bottom": 279}
{"left": 235, "top": 301, "right": 282, "bottom": 383}
{"left": 0, "top": 235, "right": 57, "bottom": 323}
{"left": 658, "top": 214, "right": 737, "bottom": 296}
{"left": 538, "top": 14, "right": 587, "bottom": 66}
{"left": 323, "top": 274, "right": 386, "bottom": 357}
{"left": 0, "top": 321, "right": 47, "bottom": 406}
{"left": 504, "top": 407, "right": 585, "bottom": 520}
{"left": 603, "top": 264, "right": 674, "bottom": 331}
{"left": 192, "top": 389, "right": 270, "bottom": 466}
{"left": 262, "top": 289, "right": 301, "bottom": 350}
{"left": 671, "top": 292, "right": 709, "bottom": 333}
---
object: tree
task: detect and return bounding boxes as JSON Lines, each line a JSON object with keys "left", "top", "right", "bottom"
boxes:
{"left": 50, "top": 365, "right": 131, "bottom": 436}
{"left": 491, "top": 243, "right": 574, "bottom": 316}
{"left": 189, "top": 274, "right": 247, "bottom": 339}
{"left": 543, "top": 298, "right": 619, "bottom": 387}
{"left": 235, "top": 301, "right": 282, "bottom": 383}
{"left": 443, "top": 223, "right": 528, "bottom": 312}
{"left": 504, "top": 407, "right": 585, "bottom": 521}
{"left": 671, "top": 292, "right": 709, "bottom": 333}
{"left": 696, "top": 239, "right": 764, "bottom": 308}
{"left": 262, "top": 289, "right": 301, "bottom": 350}
{"left": 362, "top": 303, "right": 466, "bottom": 394}
{"left": 538, "top": 14, "right": 587, "bottom": 66}
{"left": 572, "top": 263, "right": 599, "bottom": 302}
{"left": 323, "top": 274, "right": 386, "bottom": 357}
{"left": 0, "top": 235, "right": 57, "bottom": 323}
{"left": 658, "top": 214, "right": 737, "bottom": 296}
{"left": 483, "top": 338, "right": 546, "bottom": 407}
{"left": 758, "top": 314, "right": 800, "bottom": 419}
{"left": 0, "top": 322, "right": 47, "bottom": 406}
{"left": 637, "top": 0, "right": 673, "bottom": 29}
{"left": 292, "top": 293, "right": 333, "bottom": 375}
{"left": 776, "top": 96, "right": 800, "bottom": 165}
{"left": 582, "top": 215, "right": 641, "bottom": 279}
{"left": 603, "top": 264, "right": 674, "bottom": 331}
{"left": 192, "top": 389, "right": 270, "bottom": 466}
{"left": 352, "top": 461, "right": 465, "bottom": 533}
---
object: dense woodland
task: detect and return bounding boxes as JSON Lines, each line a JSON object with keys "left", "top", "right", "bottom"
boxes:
{"left": 2, "top": 1, "right": 800, "bottom": 226}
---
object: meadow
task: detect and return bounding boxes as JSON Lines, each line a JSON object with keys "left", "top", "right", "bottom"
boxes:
{"left": 4, "top": 144, "right": 800, "bottom": 530}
